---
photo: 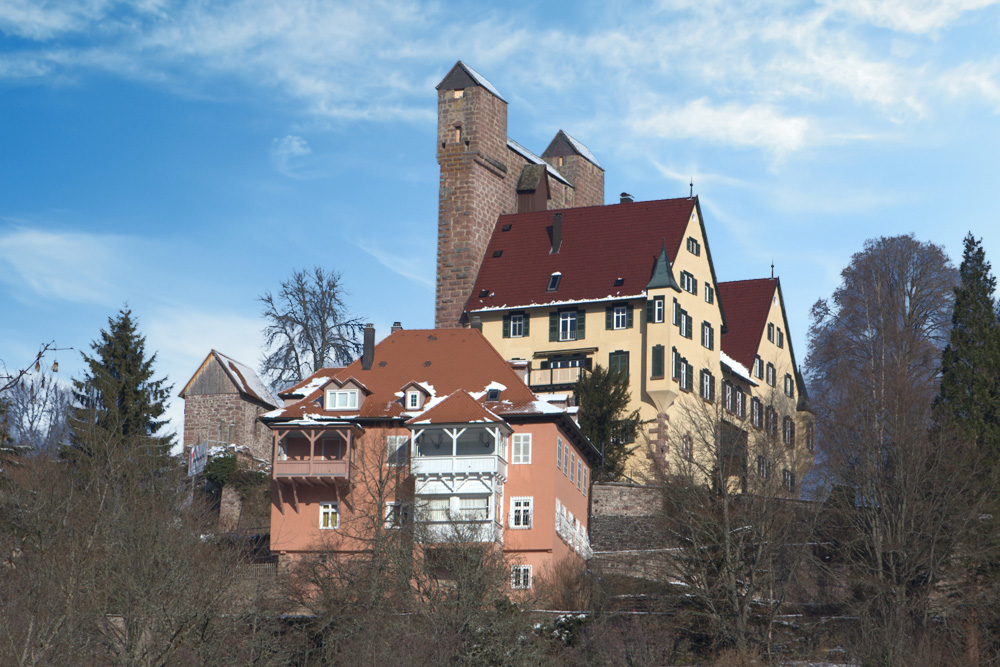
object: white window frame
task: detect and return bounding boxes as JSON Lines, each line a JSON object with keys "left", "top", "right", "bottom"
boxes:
{"left": 559, "top": 311, "right": 577, "bottom": 341}
{"left": 326, "top": 389, "right": 358, "bottom": 410}
{"left": 680, "top": 271, "right": 695, "bottom": 293}
{"left": 700, "top": 370, "right": 713, "bottom": 401}
{"left": 406, "top": 391, "right": 420, "bottom": 409}
{"left": 385, "top": 501, "right": 405, "bottom": 529}
{"left": 767, "top": 322, "right": 775, "bottom": 342}
{"left": 509, "top": 313, "right": 524, "bottom": 338}
{"left": 583, "top": 468, "right": 588, "bottom": 496}
{"left": 752, "top": 397, "right": 762, "bottom": 429}
{"left": 766, "top": 363, "right": 776, "bottom": 387}
{"left": 702, "top": 322, "right": 712, "bottom": 349}
{"left": 686, "top": 236, "right": 700, "bottom": 255}
{"left": 783, "top": 417, "right": 795, "bottom": 447}
{"left": 556, "top": 437, "right": 563, "bottom": 470}
{"left": 705, "top": 283, "right": 714, "bottom": 304}
{"left": 753, "top": 357, "right": 763, "bottom": 379}
{"left": 680, "top": 312, "right": 692, "bottom": 339}
{"left": 511, "top": 433, "right": 532, "bottom": 464}
{"left": 724, "top": 382, "right": 734, "bottom": 412}
{"left": 653, "top": 298, "right": 665, "bottom": 323}
{"left": 679, "top": 362, "right": 693, "bottom": 391}
{"left": 511, "top": 564, "right": 533, "bottom": 589}
{"left": 777, "top": 328, "right": 784, "bottom": 348}
{"left": 458, "top": 495, "right": 490, "bottom": 522}
{"left": 785, "top": 374, "right": 795, "bottom": 398}
{"left": 576, "top": 460, "right": 582, "bottom": 491}
{"left": 570, "top": 451, "right": 576, "bottom": 484}
{"left": 757, "top": 456, "right": 770, "bottom": 479}
{"left": 510, "top": 496, "right": 532, "bottom": 529}
{"left": 319, "top": 502, "right": 339, "bottom": 530}
{"left": 783, "top": 469, "right": 795, "bottom": 492}
{"left": 682, "top": 433, "right": 693, "bottom": 461}
{"left": 386, "top": 435, "right": 409, "bottom": 467}
{"left": 613, "top": 305, "right": 627, "bottom": 330}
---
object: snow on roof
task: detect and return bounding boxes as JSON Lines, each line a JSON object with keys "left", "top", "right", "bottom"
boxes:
{"left": 214, "top": 351, "right": 279, "bottom": 407}
{"left": 469, "top": 292, "right": 647, "bottom": 313}
{"left": 458, "top": 61, "right": 507, "bottom": 102}
{"left": 507, "top": 139, "right": 573, "bottom": 187}
{"left": 562, "top": 131, "right": 603, "bottom": 169}
{"left": 720, "top": 351, "right": 755, "bottom": 385}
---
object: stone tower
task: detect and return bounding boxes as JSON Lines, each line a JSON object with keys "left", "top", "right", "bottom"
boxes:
{"left": 435, "top": 61, "right": 515, "bottom": 329}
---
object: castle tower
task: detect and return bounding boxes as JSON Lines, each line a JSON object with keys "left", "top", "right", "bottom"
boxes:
{"left": 435, "top": 61, "right": 515, "bottom": 329}
{"left": 542, "top": 130, "right": 605, "bottom": 208}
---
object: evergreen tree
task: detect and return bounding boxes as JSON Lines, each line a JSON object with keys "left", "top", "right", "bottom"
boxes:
{"left": 936, "top": 233, "right": 1000, "bottom": 461}
{"left": 68, "top": 308, "right": 173, "bottom": 465}
{"left": 576, "top": 364, "right": 639, "bottom": 481}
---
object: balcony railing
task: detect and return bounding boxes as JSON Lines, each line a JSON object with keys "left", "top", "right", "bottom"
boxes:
{"left": 418, "top": 519, "right": 503, "bottom": 543}
{"left": 273, "top": 458, "right": 349, "bottom": 479}
{"left": 410, "top": 455, "right": 506, "bottom": 479}
{"left": 528, "top": 366, "right": 583, "bottom": 388}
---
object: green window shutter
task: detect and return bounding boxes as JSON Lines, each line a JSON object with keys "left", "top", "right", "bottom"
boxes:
{"left": 673, "top": 348, "right": 682, "bottom": 380}
{"left": 502, "top": 314, "right": 510, "bottom": 338}
{"left": 709, "top": 326, "right": 714, "bottom": 349}
{"left": 652, "top": 345, "right": 664, "bottom": 378}
{"left": 646, "top": 300, "right": 654, "bottom": 323}
{"left": 673, "top": 299, "right": 681, "bottom": 325}
{"left": 549, "top": 312, "right": 558, "bottom": 342}
{"left": 710, "top": 374, "right": 716, "bottom": 401}
{"left": 626, "top": 304, "right": 634, "bottom": 328}
{"left": 605, "top": 306, "right": 613, "bottom": 330}
{"left": 522, "top": 312, "right": 530, "bottom": 336}
{"left": 577, "top": 309, "right": 586, "bottom": 339}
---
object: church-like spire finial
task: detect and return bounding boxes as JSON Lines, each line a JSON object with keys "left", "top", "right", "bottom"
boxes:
{"left": 771, "top": 260, "right": 775, "bottom": 279}
{"left": 689, "top": 178, "right": 694, "bottom": 198}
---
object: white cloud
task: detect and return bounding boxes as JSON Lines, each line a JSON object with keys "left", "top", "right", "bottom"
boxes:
{"left": 353, "top": 237, "right": 434, "bottom": 290}
{"left": 270, "top": 134, "right": 312, "bottom": 177}
{"left": 0, "top": 225, "right": 150, "bottom": 305}
{"left": 820, "top": 0, "right": 999, "bottom": 34}
{"left": 632, "top": 98, "right": 812, "bottom": 155}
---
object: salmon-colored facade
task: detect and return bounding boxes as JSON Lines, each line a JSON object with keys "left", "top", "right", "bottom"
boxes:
{"left": 262, "top": 328, "right": 599, "bottom": 591}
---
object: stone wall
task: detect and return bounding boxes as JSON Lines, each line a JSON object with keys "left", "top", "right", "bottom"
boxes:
{"left": 588, "top": 482, "right": 670, "bottom": 580}
{"left": 182, "top": 392, "right": 273, "bottom": 462}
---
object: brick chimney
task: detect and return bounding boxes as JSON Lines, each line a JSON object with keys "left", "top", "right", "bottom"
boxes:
{"left": 361, "top": 324, "right": 375, "bottom": 370}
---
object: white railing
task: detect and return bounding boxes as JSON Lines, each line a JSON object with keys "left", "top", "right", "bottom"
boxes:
{"left": 529, "top": 366, "right": 583, "bottom": 387}
{"left": 411, "top": 455, "right": 506, "bottom": 479}
{"left": 419, "top": 519, "right": 502, "bottom": 543}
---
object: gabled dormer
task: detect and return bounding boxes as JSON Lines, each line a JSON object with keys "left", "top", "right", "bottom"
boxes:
{"left": 324, "top": 377, "right": 371, "bottom": 411}
{"left": 400, "top": 381, "right": 432, "bottom": 411}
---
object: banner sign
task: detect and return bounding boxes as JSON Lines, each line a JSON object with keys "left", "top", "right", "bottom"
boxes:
{"left": 188, "top": 441, "right": 208, "bottom": 476}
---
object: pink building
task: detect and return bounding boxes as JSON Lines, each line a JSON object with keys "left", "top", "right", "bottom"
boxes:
{"left": 262, "top": 327, "right": 599, "bottom": 591}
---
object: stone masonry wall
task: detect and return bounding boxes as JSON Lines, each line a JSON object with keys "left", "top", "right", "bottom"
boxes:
{"left": 588, "top": 482, "right": 670, "bottom": 579}
{"left": 182, "top": 393, "right": 273, "bottom": 462}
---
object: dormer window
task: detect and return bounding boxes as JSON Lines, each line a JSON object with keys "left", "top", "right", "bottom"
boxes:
{"left": 407, "top": 391, "right": 420, "bottom": 409}
{"left": 547, "top": 272, "right": 562, "bottom": 291}
{"left": 614, "top": 277, "right": 624, "bottom": 286}
{"left": 487, "top": 388, "right": 501, "bottom": 401}
{"left": 326, "top": 389, "right": 358, "bottom": 410}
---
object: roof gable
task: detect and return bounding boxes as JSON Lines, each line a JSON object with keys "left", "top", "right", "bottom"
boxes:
{"left": 179, "top": 350, "right": 279, "bottom": 408}
{"left": 467, "top": 197, "right": 696, "bottom": 312}
{"left": 436, "top": 61, "right": 507, "bottom": 102}
{"left": 717, "top": 278, "right": 777, "bottom": 370}
{"left": 405, "top": 390, "right": 503, "bottom": 425}
{"left": 542, "top": 130, "right": 603, "bottom": 170}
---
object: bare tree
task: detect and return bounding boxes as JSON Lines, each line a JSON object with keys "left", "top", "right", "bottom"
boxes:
{"left": 259, "top": 267, "right": 364, "bottom": 393}
{"left": 3, "top": 373, "right": 71, "bottom": 453}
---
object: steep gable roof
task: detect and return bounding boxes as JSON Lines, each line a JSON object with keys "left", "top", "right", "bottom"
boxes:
{"left": 266, "top": 329, "right": 537, "bottom": 422}
{"left": 542, "top": 130, "right": 603, "bottom": 170}
{"left": 179, "top": 350, "right": 279, "bottom": 408}
{"left": 717, "top": 278, "right": 777, "bottom": 370}
{"left": 467, "top": 197, "right": 698, "bottom": 312}
{"left": 405, "top": 390, "right": 503, "bottom": 425}
{"left": 436, "top": 61, "right": 507, "bottom": 102}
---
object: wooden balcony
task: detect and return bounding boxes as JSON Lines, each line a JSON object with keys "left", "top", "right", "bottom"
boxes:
{"left": 274, "top": 458, "right": 349, "bottom": 480}
{"left": 528, "top": 366, "right": 582, "bottom": 389}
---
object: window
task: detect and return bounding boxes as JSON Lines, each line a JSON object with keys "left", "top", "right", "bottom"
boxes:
{"left": 751, "top": 397, "right": 763, "bottom": 429}
{"left": 753, "top": 356, "right": 763, "bottom": 379}
{"left": 687, "top": 236, "right": 700, "bottom": 255}
{"left": 680, "top": 311, "right": 692, "bottom": 339}
{"left": 319, "top": 502, "right": 339, "bottom": 530}
{"left": 614, "top": 305, "right": 627, "bottom": 329}
{"left": 705, "top": 283, "right": 714, "bottom": 304}
{"left": 576, "top": 460, "right": 582, "bottom": 491}
{"left": 784, "top": 374, "right": 795, "bottom": 398}
{"left": 559, "top": 310, "right": 577, "bottom": 341}
{"left": 459, "top": 496, "right": 489, "bottom": 521}
{"left": 503, "top": 312, "right": 528, "bottom": 338}
{"left": 652, "top": 345, "right": 665, "bottom": 378}
{"left": 700, "top": 369, "right": 715, "bottom": 401}
{"left": 564, "top": 447, "right": 571, "bottom": 475}
{"left": 679, "top": 361, "right": 693, "bottom": 391}
{"left": 806, "top": 423, "right": 815, "bottom": 451}
{"left": 701, "top": 321, "right": 714, "bottom": 349}
{"left": 511, "top": 497, "right": 532, "bottom": 529}
{"left": 570, "top": 452, "right": 576, "bottom": 484}
{"left": 735, "top": 388, "right": 746, "bottom": 418}
{"left": 423, "top": 497, "right": 450, "bottom": 522}
{"left": 606, "top": 304, "right": 633, "bottom": 330}
{"left": 326, "top": 389, "right": 358, "bottom": 410}
{"left": 407, "top": 391, "right": 420, "bottom": 409}
{"left": 767, "top": 322, "right": 775, "bottom": 342}
{"left": 681, "top": 433, "right": 693, "bottom": 461}
{"left": 386, "top": 435, "right": 409, "bottom": 466}
{"left": 673, "top": 299, "right": 682, "bottom": 325}
{"left": 783, "top": 417, "right": 795, "bottom": 447}
{"left": 680, "top": 271, "right": 697, "bottom": 294}
{"left": 511, "top": 433, "right": 532, "bottom": 464}
{"left": 783, "top": 469, "right": 795, "bottom": 493}
{"left": 511, "top": 564, "right": 533, "bottom": 589}
{"left": 757, "top": 456, "right": 770, "bottom": 479}
{"left": 487, "top": 388, "right": 501, "bottom": 401}
{"left": 765, "top": 406, "right": 778, "bottom": 436}
{"left": 724, "top": 381, "right": 734, "bottom": 412}
{"left": 648, "top": 296, "right": 665, "bottom": 323}
{"left": 766, "top": 363, "right": 776, "bottom": 387}
{"left": 556, "top": 438, "right": 563, "bottom": 470}
{"left": 583, "top": 468, "right": 588, "bottom": 496}
{"left": 385, "top": 501, "right": 411, "bottom": 529}
{"left": 777, "top": 328, "right": 784, "bottom": 348}
{"left": 609, "top": 351, "right": 629, "bottom": 378}
{"left": 547, "top": 273, "right": 561, "bottom": 291}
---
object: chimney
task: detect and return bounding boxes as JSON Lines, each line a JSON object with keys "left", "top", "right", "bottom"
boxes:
{"left": 391, "top": 321, "right": 403, "bottom": 333}
{"left": 620, "top": 192, "right": 633, "bottom": 204}
{"left": 551, "top": 212, "right": 562, "bottom": 254}
{"left": 361, "top": 323, "right": 375, "bottom": 370}
{"left": 471, "top": 315, "right": 482, "bottom": 332}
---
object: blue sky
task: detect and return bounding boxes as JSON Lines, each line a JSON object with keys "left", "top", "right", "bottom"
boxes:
{"left": 2, "top": 0, "right": 1000, "bottom": 436}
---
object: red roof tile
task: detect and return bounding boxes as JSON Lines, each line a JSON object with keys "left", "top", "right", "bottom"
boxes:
{"left": 467, "top": 198, "right": 697, "bottom": 312}
{"left": 406, "top": 390, "right": 503, "bottom": 425}
{"left": 717, "top": 278, "right": 777, "bottom": 370}
{"left": 267, "top": 329, "right": 537, "bottom": 422}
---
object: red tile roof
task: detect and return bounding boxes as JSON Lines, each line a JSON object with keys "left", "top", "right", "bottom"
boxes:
{"left": 406, "top": 390, "right": 503, "bottom": 425}
{"left": 717, "top": 278, "right": 777, "bottom": 370}
{"left": 466, "top": 198, "right": 697, "bottom": 312}
{"left": 266, "top": 329, "right": 537, "bottom": 422}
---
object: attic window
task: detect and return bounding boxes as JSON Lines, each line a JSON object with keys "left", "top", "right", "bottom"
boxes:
{"left": 453, "top": 89, "right": 464, "bottom": 99}
{"left": 479, "top": 289, "right": 489, "bottom": 298}
{"left": 487, "top": 388, "right": 501, "bottom": 401}
{"left": 502, "top": 224, "right": 513, "bottom": 232}
{"left": 614, "top": 277, "right": 624, "bottom": 287}
{"left": 547, "top": 273, "right": 562, "bottom": 291}
{"left": 492, "top": 250, "right": 503, "bottom": 258}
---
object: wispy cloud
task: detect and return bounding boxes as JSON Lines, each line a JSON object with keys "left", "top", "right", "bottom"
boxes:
{"left": 352, "top": 237, "right": 434, "bottom": 290}
{"left": 820, "top": 0, "right": 999, "bottom": 34}
{"left": 0, "top": 225, "right": 151, "bottom": 305}
{"left": 270, "top": 134, "right": 312, "bottom": 178}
